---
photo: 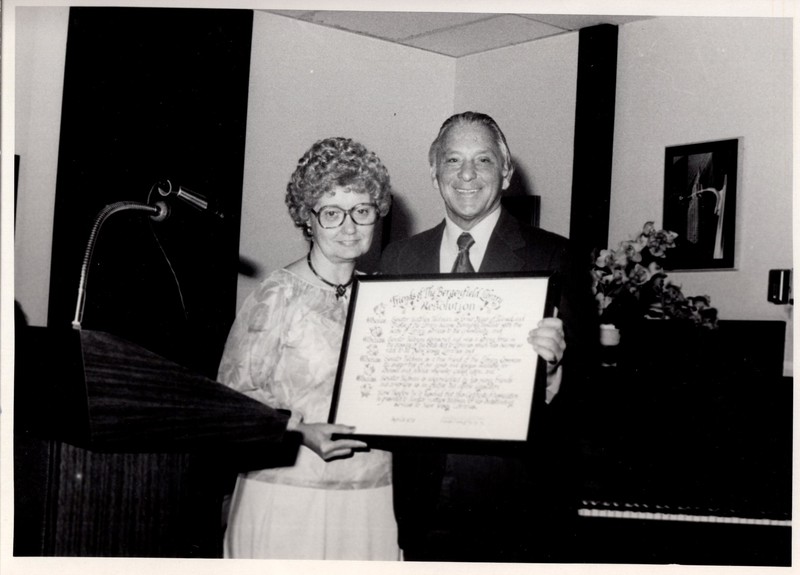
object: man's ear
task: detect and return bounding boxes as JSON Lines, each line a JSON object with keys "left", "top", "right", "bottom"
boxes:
{"left": 430, "top": 165, "right": 440, "bottom": 191}
{"left": 501, "top": 165, "right": 515, "bottom": 190}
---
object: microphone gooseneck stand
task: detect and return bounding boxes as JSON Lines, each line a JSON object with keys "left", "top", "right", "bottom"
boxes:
{"left": 71, "top": 200, "right": 169, "bottom": 330}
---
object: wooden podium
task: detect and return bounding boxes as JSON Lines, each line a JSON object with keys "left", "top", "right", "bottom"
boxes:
{"left": 14, "top": 326, "right": 301, "bottom": 557}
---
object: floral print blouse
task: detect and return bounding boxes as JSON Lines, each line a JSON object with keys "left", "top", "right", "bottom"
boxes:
{"left": 217, "top": 268, "right": 391, "bottom": 490}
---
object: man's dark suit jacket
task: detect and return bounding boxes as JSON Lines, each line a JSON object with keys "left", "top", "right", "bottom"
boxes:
{"left": 379, "top": 208, "right": 596, "bottom": 563}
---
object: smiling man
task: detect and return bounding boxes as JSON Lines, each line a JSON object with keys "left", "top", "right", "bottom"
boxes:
{"left": 379, "top": 111, "right": 597, "bottom": 563}
{"left": 433, "top": 117, "right": 512, "bottom": 229}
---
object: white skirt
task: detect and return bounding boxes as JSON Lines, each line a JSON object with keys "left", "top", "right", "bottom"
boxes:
{"left": 224, "top": 477, "right": 400, "bottom": 560}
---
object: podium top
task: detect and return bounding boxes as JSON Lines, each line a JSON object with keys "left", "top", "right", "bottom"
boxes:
{"left": 16, "top": 327, "right": 301, "bottom": 463}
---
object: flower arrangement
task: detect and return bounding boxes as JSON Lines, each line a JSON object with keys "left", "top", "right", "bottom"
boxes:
{"left": 591, "top": 222, "right": 718, "bottom": 330}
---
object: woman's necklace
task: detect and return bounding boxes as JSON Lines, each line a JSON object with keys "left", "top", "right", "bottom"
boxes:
{"left": 306, "top": 252, "right": 354, "bottom": 299}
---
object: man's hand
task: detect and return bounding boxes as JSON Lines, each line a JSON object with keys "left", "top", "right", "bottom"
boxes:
{"left": 295, "top": 422, "right": 368, "bottom": 461}
{"left": 528, "top": 317, "right": 566, "bottom": 374}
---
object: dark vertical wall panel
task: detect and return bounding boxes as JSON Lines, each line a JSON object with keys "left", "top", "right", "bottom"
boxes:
{"left": 47, "top": 7, "right": 253, "bottom": 378}
{"left": 569, "top": 24, "right": 618, "bottom": 261}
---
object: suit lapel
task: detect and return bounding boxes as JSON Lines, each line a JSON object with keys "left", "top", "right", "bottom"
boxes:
{"left": 416, "top": 221, "right": 446, "bottom": 274}
{"left": 478, "top": 209, "right": 526, "bottom": 273}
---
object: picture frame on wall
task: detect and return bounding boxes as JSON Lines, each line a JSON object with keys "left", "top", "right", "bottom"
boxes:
{"left": 663, "top": 138, "right": 738, "bottom": 270}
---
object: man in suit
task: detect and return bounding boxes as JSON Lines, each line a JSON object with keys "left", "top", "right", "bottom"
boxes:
{"left": 380, "top": 111, "right": 596, "bottom": 562}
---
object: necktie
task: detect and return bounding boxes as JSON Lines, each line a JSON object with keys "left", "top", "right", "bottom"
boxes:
{"left": 451, "top": 232, "right": 475, "bottom": 273}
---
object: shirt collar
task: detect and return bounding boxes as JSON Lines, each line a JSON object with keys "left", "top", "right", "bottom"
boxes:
{"left": 441, "top": 205, "right": 502, "bottom": 272}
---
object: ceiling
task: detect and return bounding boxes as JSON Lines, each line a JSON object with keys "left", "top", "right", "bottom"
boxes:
{"left": 267, "top": 11, "right": 652, "bottom": 57}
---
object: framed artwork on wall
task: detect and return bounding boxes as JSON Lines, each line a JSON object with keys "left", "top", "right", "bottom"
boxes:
{"left": 663, "top": 138, "right": 738, "bottom": 270}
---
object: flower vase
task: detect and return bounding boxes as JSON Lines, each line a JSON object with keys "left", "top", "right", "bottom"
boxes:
{"left": 599, "top": 323, "right": 621, "bottom": 367}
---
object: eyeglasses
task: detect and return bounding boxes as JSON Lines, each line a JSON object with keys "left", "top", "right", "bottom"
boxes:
{"left": 310, "top": 203, "right": 380, "bottom": 228}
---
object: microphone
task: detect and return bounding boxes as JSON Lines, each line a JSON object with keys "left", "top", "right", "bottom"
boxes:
{"left": 156, "top": 180, "right": 224, "bottom": 219}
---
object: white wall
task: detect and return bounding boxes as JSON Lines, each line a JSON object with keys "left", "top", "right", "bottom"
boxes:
{"left": 239, "top": 12, "right": 454, "bottom": 305}
{"left": 610, "top": 17, "right": 793, "bottom": 373}
{"left": 13, "top": 7, "right": 69, "bottom": 326}
{"left": 454, "top": 33, "right": 579, "bottom": 237}
{"left": 12, "top": 12, "right": 794, "bottom": 375}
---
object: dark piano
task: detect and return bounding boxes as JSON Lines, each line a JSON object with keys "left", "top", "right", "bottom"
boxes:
{"left": 579, "top": 499, "right": 790, "bottom": 527}
{"left": 575, "top": 320, "right": 792, "bottom": 566}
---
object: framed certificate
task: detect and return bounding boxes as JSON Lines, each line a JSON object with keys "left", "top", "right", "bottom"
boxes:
{"left": 329, "top": 272, "right": 558, "bottom": 451}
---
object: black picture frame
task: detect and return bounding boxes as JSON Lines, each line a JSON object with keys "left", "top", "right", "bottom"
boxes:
{"left": 663, "top": 138, "right": 738, "bottom": 269}
{"left": 328, "top": 271, "right": 557, "bottom": 453}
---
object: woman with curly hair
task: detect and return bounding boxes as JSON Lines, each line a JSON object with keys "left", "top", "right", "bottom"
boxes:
{"left": 218, "top": 137, "right": 398, "bottom": 559}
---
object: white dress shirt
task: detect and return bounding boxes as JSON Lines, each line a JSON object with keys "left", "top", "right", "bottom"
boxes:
{"left": 439, "top": 205, "right": 502, "bottom": 273}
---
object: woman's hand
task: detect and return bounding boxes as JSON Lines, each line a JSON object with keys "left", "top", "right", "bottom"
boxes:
{"left": 295, "top": 422, "right": 368, "bottom": 461}
{"left": 528, "top": 317, "right": 566, "bottom": 374}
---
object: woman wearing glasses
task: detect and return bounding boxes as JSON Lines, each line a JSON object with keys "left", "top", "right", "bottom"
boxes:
{"left": 217, "top": 137, "right": 398, "bottom": 560}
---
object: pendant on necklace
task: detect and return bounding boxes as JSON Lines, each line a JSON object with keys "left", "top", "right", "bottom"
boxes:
{"left": 307, "top": 252, "right": 353, "bottom": 300}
